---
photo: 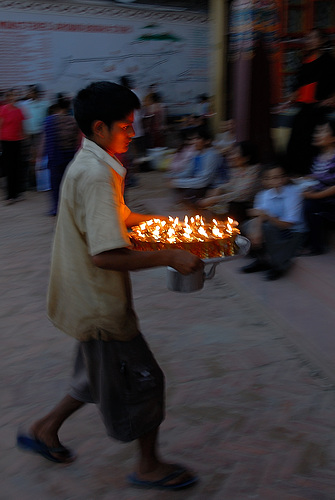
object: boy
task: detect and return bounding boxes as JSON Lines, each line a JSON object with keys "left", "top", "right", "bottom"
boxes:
{"left": 17, "top": 82, "right": 202, "bottom": 490}
{"left": 241, "top": 164, "right": 305, "bottom": 280}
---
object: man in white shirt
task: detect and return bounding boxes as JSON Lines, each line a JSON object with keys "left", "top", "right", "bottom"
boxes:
{"left": 241, "top": 165, "right": 306, "bottom": 280}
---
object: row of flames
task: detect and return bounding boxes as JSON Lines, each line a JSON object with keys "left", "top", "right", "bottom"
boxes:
{"left": 131, "top": 215, "right": 239, "bottom": 243}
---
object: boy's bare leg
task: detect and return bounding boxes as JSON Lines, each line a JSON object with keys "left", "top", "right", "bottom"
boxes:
{"left": 29, "top": 394, "right": 84, "bottom": 461}
{"left": 135, "top": 426, "right": 196, "bottom": 486}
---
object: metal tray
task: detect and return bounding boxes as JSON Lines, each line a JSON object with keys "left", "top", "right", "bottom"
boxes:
{"left": 203, "top": 235, "right": 251, "bottom": 264}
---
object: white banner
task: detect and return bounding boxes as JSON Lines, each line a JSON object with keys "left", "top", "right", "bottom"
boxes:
{"left": 0, "top": 1, "right": 209, "bottom": 114}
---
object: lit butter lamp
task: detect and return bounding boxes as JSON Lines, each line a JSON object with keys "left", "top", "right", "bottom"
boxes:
{"left": 129, "top": 215, "right": 240, "bottom": 259}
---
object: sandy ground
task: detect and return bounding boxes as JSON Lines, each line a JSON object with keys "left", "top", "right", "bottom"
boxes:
{"left": 1, "top": 173, "right": 335, "bottom": 499}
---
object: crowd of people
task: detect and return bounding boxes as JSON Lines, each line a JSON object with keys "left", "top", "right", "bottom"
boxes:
{"left": 1, "top": 33, "right": 334, "bottom": 491}
{"left": 0, "top": 78, "right": 171, "bottom": 213}
{"left": 164, "top": 27, "right": 335, "bottom": 280}
{"left": 1, "top": 39, "right": 335, "bottom": 280}
{"left": 0, "top": 84, "right": 80, "bottom": 215}
{"left": 165, "top": 111, "right": 335, "bottom": 280}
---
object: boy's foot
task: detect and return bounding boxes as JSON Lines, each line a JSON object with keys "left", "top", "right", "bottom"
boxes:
{"left": 16, "top": 432, "right": 76, "bottom": 464}
{"left": 127, "top": 463, "right": 198, "bottom": 490}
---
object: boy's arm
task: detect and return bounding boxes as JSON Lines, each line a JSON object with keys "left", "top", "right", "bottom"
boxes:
{"left": 92, "top": 247, "right": 204, "bottom": 275}
{"left": 257, "top": 211, "right": 293, "bottom": 230}
{"left": 247, "top": 209, "right": 293, "bottom": 230}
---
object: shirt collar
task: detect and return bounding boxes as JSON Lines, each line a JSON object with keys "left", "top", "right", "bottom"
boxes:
{"left": 81, "top": 137, "right": 127, "bottom": 178}
{"left": 268, "top": 187, "right": 284, "bottom": 199}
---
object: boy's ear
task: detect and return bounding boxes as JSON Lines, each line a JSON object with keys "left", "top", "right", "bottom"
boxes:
{"left": 92, "top": 120, "right": 106, "bottom": 138}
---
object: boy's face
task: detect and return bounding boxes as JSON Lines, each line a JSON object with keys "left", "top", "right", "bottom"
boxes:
{"left": 263, "top": 167, "right": 286, "bottom": 190}
{"left": 98, "top": 112, "right": 135, "bottom": 155}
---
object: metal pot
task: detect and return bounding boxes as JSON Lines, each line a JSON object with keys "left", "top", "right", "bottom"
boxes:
{"left": 166, "top": 262, "right": 218, "bottom": 293}
{"left": 166, "top": 236, "right": 251, "bottom": 293}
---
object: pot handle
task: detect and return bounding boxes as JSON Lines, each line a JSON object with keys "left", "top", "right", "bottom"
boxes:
{"left": 204, "top": 262, "right": 219, "bottom": 281}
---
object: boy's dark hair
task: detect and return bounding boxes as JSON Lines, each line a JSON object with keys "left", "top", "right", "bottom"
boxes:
{"left": 73, "top": 81, "right": 140, "bottom": 137}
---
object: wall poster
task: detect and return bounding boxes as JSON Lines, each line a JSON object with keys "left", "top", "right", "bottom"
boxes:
{"left": 0, "top": 1, "right": 209, "bottom": 115}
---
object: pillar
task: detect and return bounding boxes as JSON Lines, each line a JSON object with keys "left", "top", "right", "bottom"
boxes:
{"left": 209, "top": 0, "right": 228, "bottom": 133}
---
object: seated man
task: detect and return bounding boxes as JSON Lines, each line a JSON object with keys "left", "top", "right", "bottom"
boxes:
{"left": 170, "top": 127, "right": 221, "bottom": 203}
{"left": 241, "top": 164, "right": 306, "bottom": 280}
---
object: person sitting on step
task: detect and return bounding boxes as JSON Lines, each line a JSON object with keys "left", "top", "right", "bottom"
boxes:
{"left": 240, "top": 164, "right": 306, "bottom": 281}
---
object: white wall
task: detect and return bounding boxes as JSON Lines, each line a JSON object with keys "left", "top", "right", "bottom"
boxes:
{"left": 0, "top": 0, "right": 209, "bottom": 114}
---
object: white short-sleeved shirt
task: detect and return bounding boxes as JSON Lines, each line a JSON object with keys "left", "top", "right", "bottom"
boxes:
{"left": 47, "top": 138, "right": 140, "bottom": 342}
{"left": 254, "top": 184, "right": 306, "bottom": 233}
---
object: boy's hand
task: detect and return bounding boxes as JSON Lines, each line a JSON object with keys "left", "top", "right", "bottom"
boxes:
{"left": 168, "top": 249, "right": 204, "bottom": 275}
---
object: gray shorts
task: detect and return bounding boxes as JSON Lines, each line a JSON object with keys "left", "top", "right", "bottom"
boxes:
{"left": 69, "top": 333, "right": 165, "bottom": 442}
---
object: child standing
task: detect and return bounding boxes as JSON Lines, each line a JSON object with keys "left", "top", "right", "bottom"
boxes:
{"left": 17, "top": 82, "right": 202, "bottom": 491}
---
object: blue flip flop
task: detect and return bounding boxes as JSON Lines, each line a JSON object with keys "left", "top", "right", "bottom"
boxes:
{"left": 127, "top": 465, "right": 198, "bottom": 490}
{"left": 16, "top": 433, "right": 75, "bottom": 464}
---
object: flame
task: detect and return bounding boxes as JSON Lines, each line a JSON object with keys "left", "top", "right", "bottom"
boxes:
{"left": 129, "top": 214, "right": 241, "bottom": 258}
{"left": 130, "top": 215, "right": 239, "bottom": 248}
{"left": 212, "top": 226, "right": 223, "bottom": 237}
